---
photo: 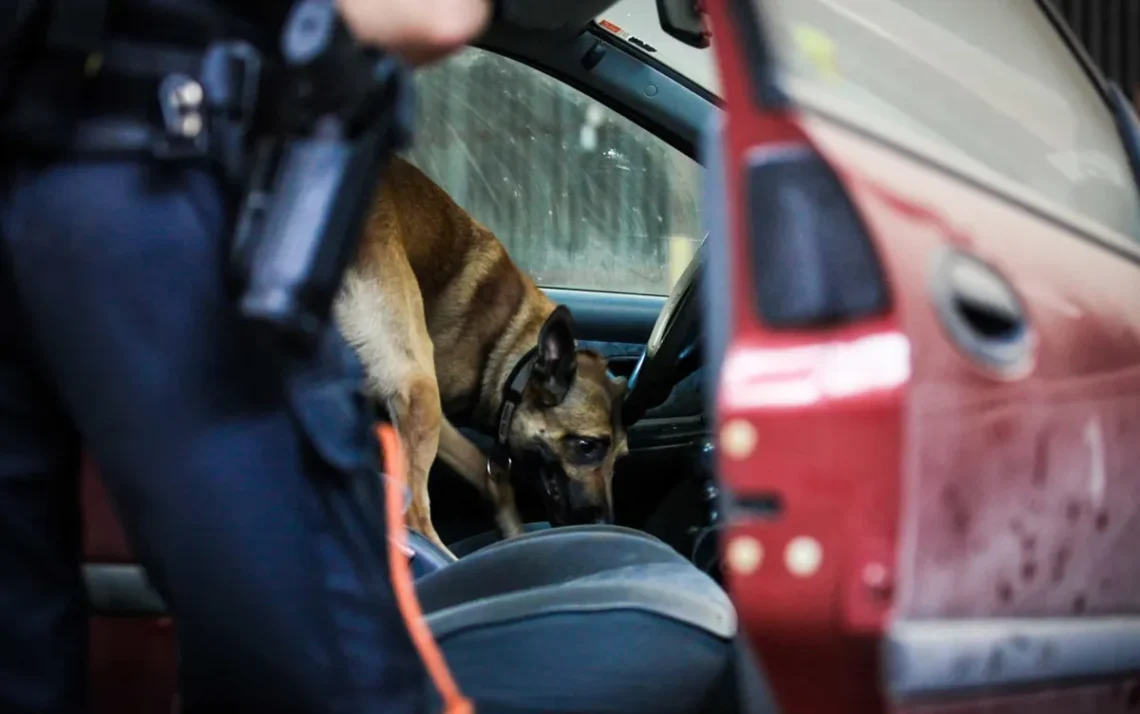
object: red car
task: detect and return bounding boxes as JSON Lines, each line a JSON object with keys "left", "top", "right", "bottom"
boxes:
{"left": 84, "top": 1, "right": 1140, "bottom": 713}
{"left": 706, "top": 0, "right": 1140, "bottom": 713}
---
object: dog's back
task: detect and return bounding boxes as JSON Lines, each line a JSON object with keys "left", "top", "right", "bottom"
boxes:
{"left": 346, "top": 157, "right": 552, "bottom": 414}
{"left": 370, "top": 157, "right": 493, "bottom": 307}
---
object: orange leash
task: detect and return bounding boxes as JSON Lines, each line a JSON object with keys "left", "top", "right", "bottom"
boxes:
{"left": 376, "top": 424, "right": 474, "bottom": 714}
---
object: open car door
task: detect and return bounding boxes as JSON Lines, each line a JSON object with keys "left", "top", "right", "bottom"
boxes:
{"left": 702, "top": 1, "right": 1140, "bottom": 713}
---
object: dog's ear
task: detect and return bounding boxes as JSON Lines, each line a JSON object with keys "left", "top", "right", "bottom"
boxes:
{"left": 608, "top": 374, "right": 628, "bottom": 398}
{"left": 608, "top": 374, "right": 628, "bottom": 431}
{"left": 532, "top": 305, "right": 577, "bottom": 406}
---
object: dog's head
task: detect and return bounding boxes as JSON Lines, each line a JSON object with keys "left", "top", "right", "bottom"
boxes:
{"left": 509, "top": 308, "right": 629, "bottom": 526}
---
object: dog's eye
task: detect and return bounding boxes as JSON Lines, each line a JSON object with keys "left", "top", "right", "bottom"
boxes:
{"left": 574, "top": 438, "right": 602, "bottom": 457}
{"left": 567, "top": 436, "right": 609, "bottom": 464}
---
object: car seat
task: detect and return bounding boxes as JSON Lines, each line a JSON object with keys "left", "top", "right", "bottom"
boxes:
{"left": 83, "top": 459, "right": 738, "bottom": 714}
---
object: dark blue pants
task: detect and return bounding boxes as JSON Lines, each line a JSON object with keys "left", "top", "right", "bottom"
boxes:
{"left": 0, "top": 158, "right": 428, "bottom": 713}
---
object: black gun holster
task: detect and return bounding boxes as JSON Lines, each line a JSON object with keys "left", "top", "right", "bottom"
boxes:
{"left": 0, "top": 0, "right": 415, "bottom": 356}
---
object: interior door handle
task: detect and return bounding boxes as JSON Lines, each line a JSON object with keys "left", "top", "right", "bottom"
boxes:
{"left": 931, "top": 250, "right": 1034, "bottom": 378}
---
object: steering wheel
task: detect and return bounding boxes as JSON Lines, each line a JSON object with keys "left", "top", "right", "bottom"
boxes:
{"left": 621, "top": 237, "right": 707, "bottom": 426}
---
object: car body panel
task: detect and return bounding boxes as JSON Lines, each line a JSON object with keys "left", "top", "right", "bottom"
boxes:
{"left": 703, "top": 3, "right": 902, "bottom": 712}
{"left": 806, "top": 118, "right": 1140, "bottom": 621}
{"left": 707, "top": 0, "right": 1140, "bottom": 712}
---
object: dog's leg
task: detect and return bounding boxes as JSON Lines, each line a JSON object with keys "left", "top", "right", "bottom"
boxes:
{"left": 437, "top": 420, "right": 525, "bottom": 539}
{"left": 336, "top": 255, "right": 452, "bottom": 556}
{"left": 387, "top": 375, "right": 450, "bottom": 553}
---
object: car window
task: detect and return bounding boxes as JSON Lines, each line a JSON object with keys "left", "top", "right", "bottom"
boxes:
{"left": 403, "top": 47, "right": 704, "bottom": 296}
{"left": 759, "top": 0, "right": 1140, "bottom": 241}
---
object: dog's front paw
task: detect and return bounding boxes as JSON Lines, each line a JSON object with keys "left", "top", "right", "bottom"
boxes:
{"left": 485, "top": 463, "right": 524, "bottom": 538}
{"left": 495, "top": 508, "right": 525, "bottom": 539}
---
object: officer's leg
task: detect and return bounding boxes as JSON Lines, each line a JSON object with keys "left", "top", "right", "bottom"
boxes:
{"left": 2, "top": 158, "right": 428, "bottom": 713}
{"left": 0, "top": 225, "right": 85, "bottom": 712}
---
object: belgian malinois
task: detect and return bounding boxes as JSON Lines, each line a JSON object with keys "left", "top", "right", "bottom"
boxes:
{"left": 336, "top": 157, "right": 629, "bottom": 554}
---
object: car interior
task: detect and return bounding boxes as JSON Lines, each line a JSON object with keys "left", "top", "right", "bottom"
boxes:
{"left": 82, "top": 2, "right": 744, "bottom": 713}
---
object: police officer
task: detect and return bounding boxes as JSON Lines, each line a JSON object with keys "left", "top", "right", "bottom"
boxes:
{"left": 0, "top": 0, "right": 488, "bottom": 711}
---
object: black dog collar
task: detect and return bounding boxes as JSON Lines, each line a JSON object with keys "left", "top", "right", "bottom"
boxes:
{"left": 490, "top": 346, "right": 539, "bottom": 471}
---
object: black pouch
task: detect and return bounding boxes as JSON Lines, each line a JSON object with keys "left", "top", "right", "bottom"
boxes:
{"left": 283, "top": 327, "right": 377, "bottom": 479}
{"left": 280, "top": 326, "right": 394, "bottom": 584}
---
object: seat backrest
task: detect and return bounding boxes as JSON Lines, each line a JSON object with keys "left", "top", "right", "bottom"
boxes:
{"left": 82, "top": 456, "right": 179, "bottom": 714}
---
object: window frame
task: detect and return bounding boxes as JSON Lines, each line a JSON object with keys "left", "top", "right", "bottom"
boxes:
{"left": 1036, "top": 0, "right": 1118, "bottom": 110}
{"left": 1035, "top": 0, "right": 1140, "bottom": 209}
{"left": 476, "top": 26, "right": 718, "bottom": 165}
{"left": 735, "top": 0, "right": 1140, "bottom": 266}
{"left": 412, "top": 33, "right": 715, "bottom": 297}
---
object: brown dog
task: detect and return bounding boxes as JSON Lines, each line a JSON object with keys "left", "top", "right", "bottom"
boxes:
{"left": 335, "top": 157, "right": 629, "bottom": 553}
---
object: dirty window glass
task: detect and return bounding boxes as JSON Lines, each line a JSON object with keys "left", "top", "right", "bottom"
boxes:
{"left": 761, "top": 0, "right": 1140, "bottom": 241}
{"left": 403, "top": 47, "right": 704, "bottom": 296}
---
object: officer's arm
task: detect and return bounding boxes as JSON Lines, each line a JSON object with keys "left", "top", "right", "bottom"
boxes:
{"left": 336, "top": 0, "right": 491, "bottom": 66}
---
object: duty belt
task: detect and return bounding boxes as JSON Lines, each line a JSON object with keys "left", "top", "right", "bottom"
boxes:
{"left": 0, "top": 36, "right": 264, "bottom": 184}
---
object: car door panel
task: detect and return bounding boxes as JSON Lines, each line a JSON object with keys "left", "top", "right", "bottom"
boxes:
{"left": 708, "top": 0, "right": 1140, "bottom": 711}
{"left": 810, "top": 117, "right": 1140, "bottom": 621}
{"left": 826, "top": 118, "right": 1140, "bottom": 704}
{"left": 715, "top": 108, "right": 1140, "bottom": 714}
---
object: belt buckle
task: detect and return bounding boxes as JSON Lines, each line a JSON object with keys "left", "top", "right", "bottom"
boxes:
{"left": 154, "top": 72, "right": 209, "bottom": 160}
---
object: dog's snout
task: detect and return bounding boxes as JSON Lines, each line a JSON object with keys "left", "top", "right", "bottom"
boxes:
{"left": 567, "top": 505, "right": 607, "bottom": 526}
{"left": 565, "top": 478, "right": 612, "bottom": 525}
{"left": 588, "top": 500, "right": 614, "bottom": 525}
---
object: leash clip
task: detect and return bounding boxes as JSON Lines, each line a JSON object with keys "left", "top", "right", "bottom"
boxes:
{"left": 486, "top": 455, "right": 512, "bottom": 486}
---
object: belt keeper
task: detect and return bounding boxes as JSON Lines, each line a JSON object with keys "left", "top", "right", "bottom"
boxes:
{"left": 200, "top": 41, "right": 264, "bottom": 185}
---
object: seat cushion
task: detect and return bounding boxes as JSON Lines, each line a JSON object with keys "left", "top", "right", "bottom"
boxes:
{"left": 447, "top": 521, "right": 553, "bottom": 559}
{"left": 410, "top": 522, "right": 555, "bottom": 578}
{"left": 416, "top": 522, "right": 649, "bottom": 576}
{"left": 418, "top": 526, "right": 737, "bottom": 714}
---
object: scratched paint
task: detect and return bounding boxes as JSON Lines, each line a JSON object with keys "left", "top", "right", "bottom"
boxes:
{"left": 806, "top": 116, "right": 1140, "bottom": 620}
{"left": 1084, "top": 418, "right": 1106, "bottom": 509}
{"left": 899, "top": 392, "right": 1140, "bottom": 617}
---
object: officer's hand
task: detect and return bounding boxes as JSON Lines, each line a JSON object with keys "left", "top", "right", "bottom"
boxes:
{"left": 337, "top": 0, "right": 492, "bottom": 66}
